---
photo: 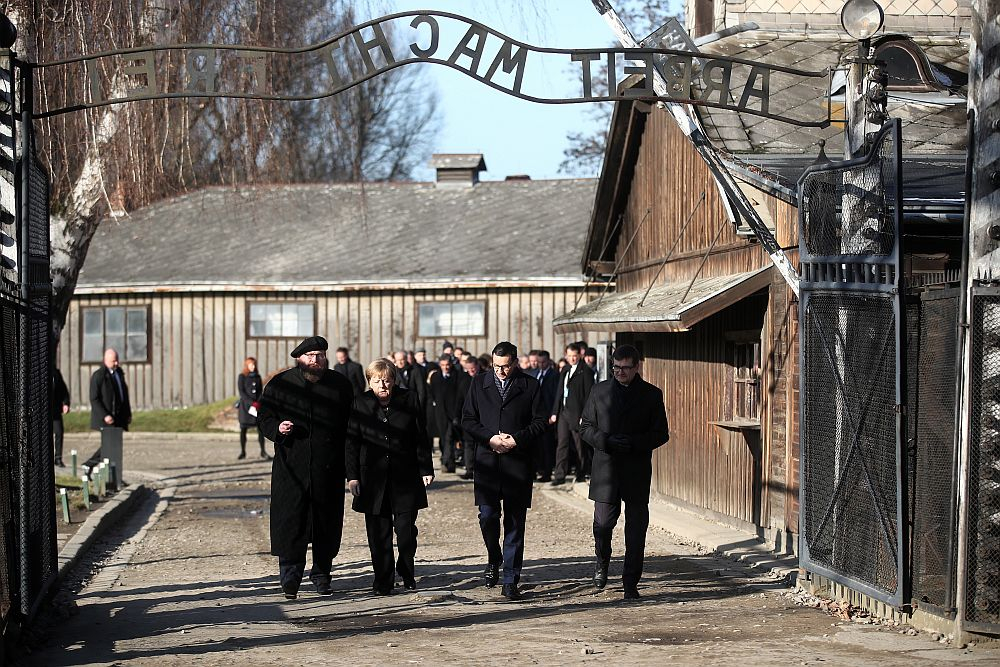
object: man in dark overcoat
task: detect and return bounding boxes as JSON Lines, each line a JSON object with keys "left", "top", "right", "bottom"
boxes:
{"left": 462, "top": 341, "right": 547, "bottom": 601}
{"left": 533, "top": 350, "right": 560, "bottom": 482}
{"left": 455, "top": 354, "right": 478, "bottom": 480}
{"left": 257, "top": 336, "right": 354, "bottom": 599}
{"left": 52, "top": 366, "right": 70, "bottom": 467}
{"left": 550, "top": 343, "right": 595, "bottom": 484}
{"left": 429, "top": 354, "right": 461, "bottom": 473}
{"left": 89, "top": 348, "right": 132, "bottom": 431}
{"left": 333, "top": 346, "right": 367, "bottom": 395}
{"left": 580, "top": 344, "right": 669, "bottom": 600}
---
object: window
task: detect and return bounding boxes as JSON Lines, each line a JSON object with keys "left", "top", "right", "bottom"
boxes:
{"left": 731, "top": 339, "right": 762, "bottom": 421}
{"left": 418, "top": 301, "right": 485, "bottom": 337}
{"left": 248, "top": 303, "right": 315, "bottom": 338}
{"left": 82, "top": 306, "right": 149, "bottom": 362}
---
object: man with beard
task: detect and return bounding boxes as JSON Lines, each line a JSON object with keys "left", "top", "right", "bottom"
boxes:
{"left": 257, "top": 336, "right": 355, "bottom": 599}
{"left": 462, "top": 341, "right": 547, "bottom": 601}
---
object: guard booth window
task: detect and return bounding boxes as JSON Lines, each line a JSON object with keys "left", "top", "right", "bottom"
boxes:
{"left": 418, "top": 301, "right": 485, "bottom": 337}
{"left": 727, "top": 334, "right": 761, "bottom": 422}
{"left": 82, "top": 306, "right": 149, "bottom": 362}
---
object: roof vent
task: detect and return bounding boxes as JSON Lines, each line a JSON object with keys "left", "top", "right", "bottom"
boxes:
{"left": 430, "top": 153, "right": 486, "bottom": 187}
{"left": 505, "top": 174, "right": 531, "bottom": 181}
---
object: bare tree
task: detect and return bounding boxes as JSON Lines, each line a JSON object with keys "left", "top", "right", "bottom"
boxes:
{"left": 0, "top": 0, "right": 438, "bottom": 334}
{"left": 558, "top": 0, "right": 681, "bottom": 176}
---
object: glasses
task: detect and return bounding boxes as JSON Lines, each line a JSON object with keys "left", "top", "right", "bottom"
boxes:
{"left": 492, "top": 363, "right": 513, "bottom": 372}
{"left": 301, "top": 351, "right": 327, "bottom": 359}
{"left": 611, "top": 364, "right": 635, "bottom": 373}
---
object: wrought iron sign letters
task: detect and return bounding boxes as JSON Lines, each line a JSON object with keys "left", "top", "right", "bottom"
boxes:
{"left": 30, "top": 10, "right": 830, "bottom": 127}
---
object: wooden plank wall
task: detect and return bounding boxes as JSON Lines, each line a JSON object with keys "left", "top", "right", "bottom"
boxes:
{"left": 608, "top": 105, "right": 804, "bottom": 533}
{"left": 61, "top": 286, "right": 602, "bottom": 410}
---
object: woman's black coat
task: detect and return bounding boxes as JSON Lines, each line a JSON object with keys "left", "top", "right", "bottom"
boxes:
{"left": 237, "top": 371, "right": 263, "bottom": 428}
{"left": 579, "top": 376, "right": 670, "bottom": 504}
{"left": 462, "top": 370, "right": 547, "bottom": 507}
{"left": 345, "top": 387, "right": 433, "bottom": 515}
{"left": 257, "top": 366, "right": 354, "bottom": 560}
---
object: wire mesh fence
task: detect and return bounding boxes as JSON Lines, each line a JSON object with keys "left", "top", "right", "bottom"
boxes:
{"left": 909, "top": 290, "right": 959, "bottom": 613}
{"left": 966, "top": 290, "right": 1000, "bottom": 631}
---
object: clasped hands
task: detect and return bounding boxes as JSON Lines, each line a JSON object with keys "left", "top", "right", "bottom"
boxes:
{"left": 607, "top": 433, "right": 633, "bottom": 454}
{"left": 489, "top": 432, "right": 517, "bottom": 453}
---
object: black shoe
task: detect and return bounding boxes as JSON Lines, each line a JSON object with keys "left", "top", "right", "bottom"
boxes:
{"left": 483, "top": 562, "right": 500, "bottom": 588}
{"left": 237, "top": 452, "right": 246, "bottom": 460}
{"left": 623, "top": 587, "right": 640, "bottom": 600}
{"left": 314, "top": 579, "right": 333, "bottom": 595}
{"left": 54, "top": 460, "right": 65, "bottom": 467}
{"left": 260, "top": 451, "right": 272, "bottom": 460}
{"left": 402, "top": 578, "right": 417, "bottom": 590}
{"left": 594, "top": 561, "right": 609, "bottom": 590}
{"left": 549, "top": 478, "right": 565, "bottom": 487}
{"left": 281, "top": 582, "right": 298, "bottom": 600}
{"left": 536, "top": 474, "right": 551, "bottom": 483}
{"left": 459, "top": 471, "right": 474, "bottom": 480}
{"left": 373, "top": 585, "right": 393, "bottom": 596}
{"left": 575, "top": 474, "right": 587, "bottom": 483}
{"left": 501, "top": 583, "right": 522, "bottom": 601}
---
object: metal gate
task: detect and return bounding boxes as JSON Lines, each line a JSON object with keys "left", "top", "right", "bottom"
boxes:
{"left": 964, "top": 286, "right": 1000, "bottom": 633}
{"left": 0, "top": 56, "right": 56, "bottom": 633}
{"left": 797, "top": 119, "right": 906, "bottom": 607}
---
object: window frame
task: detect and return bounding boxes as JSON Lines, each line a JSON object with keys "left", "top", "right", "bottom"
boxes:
{"left": 80, "top": 305, "right": 152, "bottom": 364}
{"left": 415, "top": 300, "right": 488, "bottom": 339}
{"left": 245, "top": 301, "right": 318, "bottom": 340}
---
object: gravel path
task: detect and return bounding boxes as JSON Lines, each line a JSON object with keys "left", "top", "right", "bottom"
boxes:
{"left": 19, "top": 436, "right": 999, "bottom": 666}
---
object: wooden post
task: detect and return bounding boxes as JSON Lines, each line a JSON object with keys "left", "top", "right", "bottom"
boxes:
{"left": 59, "top": 488, "right": 71, "bottom": 524}
{"left": 956, "top": 0, "right": 1000, "bottom": 640}
{"left": 80, "top": 475, "right": 90, "bottom": 510}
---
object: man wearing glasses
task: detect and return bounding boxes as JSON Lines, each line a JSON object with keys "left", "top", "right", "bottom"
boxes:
{"left": 257, "top": 336, "right": 355, "bottom": 600}
{"left": 462, "top": 341, "right": 547, "bottom": 601}
{"left": 580, "top": 344, "right": 669, "bottom": 600}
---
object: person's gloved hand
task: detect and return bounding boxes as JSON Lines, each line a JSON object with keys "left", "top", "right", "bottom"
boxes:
{"left": 607, "top": 434, "right": 633, "bottom": 454}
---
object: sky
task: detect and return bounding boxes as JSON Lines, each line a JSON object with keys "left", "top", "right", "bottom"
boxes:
{"left": 377, "top": 0, "right": 628, "bottom": 182}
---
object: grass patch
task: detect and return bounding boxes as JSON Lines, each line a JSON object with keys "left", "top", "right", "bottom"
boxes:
{"left": 63, "top": 396, "right": 236, "bottom": 433}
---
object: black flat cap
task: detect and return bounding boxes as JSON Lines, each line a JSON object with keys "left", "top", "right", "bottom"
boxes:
{"left": 290, "top": 336, "right": 328, "bottom": 358}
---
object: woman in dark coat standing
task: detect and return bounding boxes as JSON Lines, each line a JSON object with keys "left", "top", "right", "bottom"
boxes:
{"left": 346, "top": 359, "right": 434, "bottom": 594}
{"left": 237, "top": 357, "right": 270, "bottom": 460}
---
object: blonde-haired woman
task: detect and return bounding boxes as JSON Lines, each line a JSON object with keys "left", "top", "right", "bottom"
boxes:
{"left": 346, "top": 359, "right": 434, "bottom": 594}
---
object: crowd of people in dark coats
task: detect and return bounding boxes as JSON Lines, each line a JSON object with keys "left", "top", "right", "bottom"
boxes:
{"left": 245, "top": 335, "right": 668, "bottom": 602}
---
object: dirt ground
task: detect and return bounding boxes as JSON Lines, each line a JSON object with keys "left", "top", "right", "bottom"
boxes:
{"left": 17, "top": 436, "right": 1000, "bottom": 666}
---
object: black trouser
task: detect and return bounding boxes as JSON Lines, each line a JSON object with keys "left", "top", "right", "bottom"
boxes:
{"left": 440, "top": 421, "right": 457, "bottom": 471}
{"left": 464, "top": 441, "right": 477, "bottom": 474}
{"left": 594, "top": 498, "right": 650, "bottom": 589}
{"left": 240, "top": 426, "right": 266, "bottom": 454}
{"left": 278, "top": 502, "right": 344, "bottom": 591}
{"left": 52, "top": 417, "right": 64, "bottom": 464}
{"left": 554, "top": 418, "right": 588, "bottom": 480}
{"left": 479, "top": 500, "right": 527, "bottom": 585}
{"left": 365, "top": 509, "right": 418, "bottom": 591}
{"left": 534, "top": 424, "right": 556, "bottom": 478}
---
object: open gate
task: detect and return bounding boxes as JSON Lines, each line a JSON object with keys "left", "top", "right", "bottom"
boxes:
{"left": 797, "top": 119, "right": 907, "bottom": 607}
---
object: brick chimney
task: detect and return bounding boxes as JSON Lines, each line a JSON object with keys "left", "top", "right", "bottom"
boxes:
{"left": 430, "top": 153, "right": 486, "bottom": 187}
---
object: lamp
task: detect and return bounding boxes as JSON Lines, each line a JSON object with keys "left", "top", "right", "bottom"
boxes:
{"left": 840, "top": 0, "right": 884, "bottom": 41}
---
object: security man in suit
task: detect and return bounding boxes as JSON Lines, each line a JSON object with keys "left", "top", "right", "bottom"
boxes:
{"left": 462, "top": 341, "right": 547, "bottom": 601}
{"left": 89, "top": 348, "right": 132, "bottom": 431}
{"left": 533, "top": 350, "right": 561, "bottom": 482}
{"left": 580, "top": 344, "right": 669, "bottom": 600}
{"left": 550, "top": 343, "right": 595, "bottom": 484}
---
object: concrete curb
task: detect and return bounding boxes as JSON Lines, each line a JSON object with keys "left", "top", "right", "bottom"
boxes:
{"left": 554, "top": 480, "right": 798, "bottom": 584}
{"left": 64, "top": 431, "right": 237, "bottom": 442}
{"left": 57, "top": 483, "right": 147, "bottom": 580}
